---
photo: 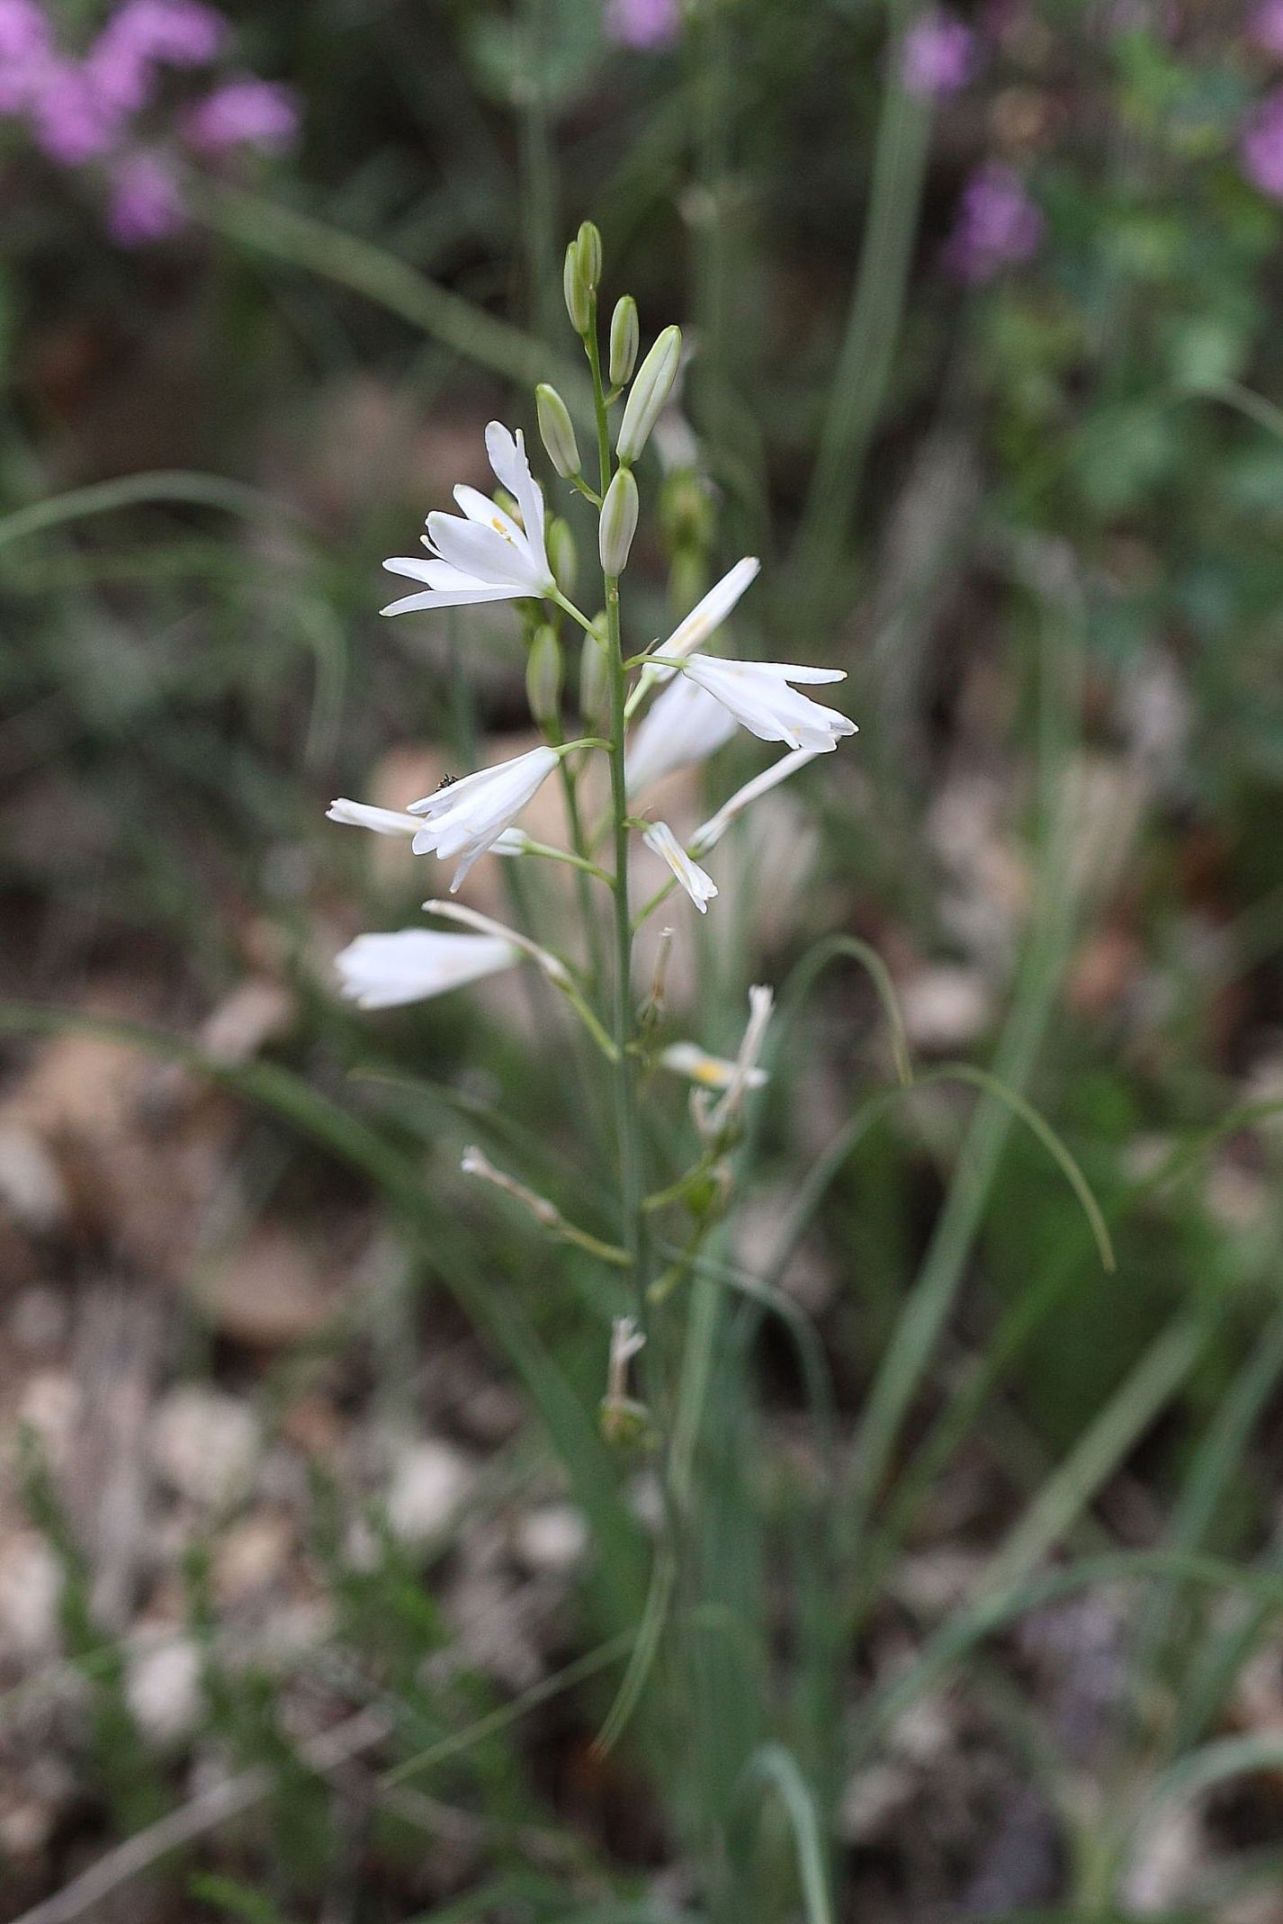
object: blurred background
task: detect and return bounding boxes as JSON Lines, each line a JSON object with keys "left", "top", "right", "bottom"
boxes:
{"left": 5, "top": 1, "right": 1283, "bottom": 1919}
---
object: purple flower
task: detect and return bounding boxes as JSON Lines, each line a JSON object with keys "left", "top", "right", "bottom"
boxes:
{"left": 944, "top": 162, "right": 1044, "bottom": 282}
{"left": 901, "top": 10, "right": 977, "bottom": 98}
{"left": 1240, "top": 89, "right": 1283, "bottom": 199}
{"left": 29, "top": 58, "right": 125, "bottom": 163}
{"left": 0, "top": 0, "right": 53, "bottom": 115}
{"left": 1250, "top": 0, "right": 1283, "bottom": 59}
{"left": 103, "top": 0, "right": 227, "bottom": 67}
{"left": 605, "top": 0, "right": 681, "bottom": 51}
{"left": 106, "top": 148, "right": 187, "bottom": 243}
{"left": 181, "top": 74, "right": 298, "bottom": 153}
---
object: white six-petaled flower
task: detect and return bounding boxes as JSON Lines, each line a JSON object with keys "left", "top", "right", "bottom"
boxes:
{"left": 382, "top": 422, "right": 553, "bottom": 616}
{"left": 631, "top": 556, "right": 760, "bottom": 707}
{"left": 679, "top": 655, "right": 857, "bottom": 753}
{"left": 625, "top": 672, "right": 737, "bottom": 796}
{"left": 334, "top": 929, "right": 518, "bottom": 1009}
{"left": 642, "top": 820, "right": 718, "bottom": 913}
{"left": 407, "top": 744, "right": 561, "bottom": 891}
{"left": 659, "top": 1041, "right": 770, "bottom": 1092}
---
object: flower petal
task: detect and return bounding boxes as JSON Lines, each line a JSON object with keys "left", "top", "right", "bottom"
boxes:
{"left": 426, "top": 511, "right": 547, "bottom": 592}
{"left": 642, "top": 820, "right": 719, "bottom": 913}
{"left": 485, "top": 421, "right": 548, "bottom": 574}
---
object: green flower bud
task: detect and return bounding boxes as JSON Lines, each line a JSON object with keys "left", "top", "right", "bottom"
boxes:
{"left": 525, "top": 623, "right": 563, "bottom": 730}
{"left": 598, "top": 467, "right": 639, "bottom": 577}
{"left": 563, "top": 240, "right": 591, "bottom": 335}
{"left": 608, "top": 295, "right": 640, "bottom": 387}
{"left": 576, "top": 220, "right": 603, "bottom": 292}
{"left": 616, "top": 324, "right": 681, "bottom": 466}
{"left": 580, "top": 626, "right": 610, "bottom": 725}
{"left": 536, "top": 383, "right": 580, "bottom": 478}
{"left": 547, "top": 516, "right": 577, "bottom": 597}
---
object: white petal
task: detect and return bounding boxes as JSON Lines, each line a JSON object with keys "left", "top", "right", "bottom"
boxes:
{"left": 485, "top": 421, "right": 548, "bottom": 576}
{"left": 406, "top": 746, "right": 560, "bottom": 891}
{"left": 422, "top": 898, "right": 570, "bottom": 986}
{"left": 626, "top": 674, "right": 737, "bottom": 796}
{"left": 681, "top": 655, "right": 857, "bottom": 752}
{"left": 689, "top": 748, "right": 823, "bottom": 855}
{"left": 327, "top": 798, "right": 420, "bottom": 836}
{"left": 452, "top": 485, "right": 526, "bottom": 547}
{"left": 334, "top": 930, "right": 516, "bottom": 1009}
{"left": 659, "top": 1041, "right": 768, "bottom": 1091}
{"left": 652, "top": 557, "right": 761, "bottom": 677}
{"left": 381, "top": 584, "right": 525, "bottom": 616}
{"left": 642, "top": 821, "right": 719, "bottom": 913}
{"left": 426, "top": 511, "right": 547, "bottom": 593}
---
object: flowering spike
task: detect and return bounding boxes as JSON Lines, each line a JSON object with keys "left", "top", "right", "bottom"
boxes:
{"left": 616, "top": 324, "right": 681, "bottom": 466}
{"left": 536, "top": 383, "right": 580, "bottom": 479}
{"left": 599, "top": 468, "right": 640, "bottom": 577}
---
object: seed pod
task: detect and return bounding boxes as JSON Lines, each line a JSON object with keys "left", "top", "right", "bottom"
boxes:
{"left": 576, "top": 220, "right": 603, "bottom": 292}
{"left": 608, "top": 295, "right": 640, "bottom": 387}
{"left": 598, "top": 467, "right": 639, "bottom": 577}
{"left": 525, "top": 624, "right": 563, "bottom": 730}
{"left": 536, "top": 383, "right": 580, "bottom": 478}
{"left": 616, "top": 324, "right": 681, "bottom": 466}
{"left": 563, "top": 239, "right": 591, "bottom": 335}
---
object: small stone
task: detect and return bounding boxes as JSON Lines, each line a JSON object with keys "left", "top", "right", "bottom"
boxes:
{"left": 212, "top": 1510, "right": 292, "bottom": 1606}
{"left": 125, "top": 1636, "right": 202, "bottom": 1745}
{"left": 513, "top": 1504, "right": 587, "bottom": 1574}
{"left": 0, "top": 1534, "right": 63, "bottom": 1658}
{"left": 385, "top": 1440, "right": 472, "bottom": 1546}
{"left": 0, "top": 1124, "right": 68, "bottom": 1234}
{"left": 9, "top": 1287, "right": 68, "bottom": 1354}
{"left": 150, "top": 1385, "right": 260, "bottom": 1507}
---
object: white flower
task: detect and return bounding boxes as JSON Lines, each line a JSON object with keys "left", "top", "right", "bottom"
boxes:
{"left": 334, "top": 930, "right": 517, "bottom": 1009}
{"left": 689, "top": 748, "right": 822, "bottom": 855}
{"left": 381, "top": 421, "right": 553, "bottom": 616}
{"left": 407, "top": 745, "right": 560, "bottom": 891}
{"left": 421, "top": 898, "right": 570, "bottom": 987}
{"left": 712, "top": 984, "right": 774, "bottom": 1124}
{"left": 659, "top": 1042, "right": 769, "bottom": 1093}
{"left": 632, "top": 557, "right": 760, "bottom": 704}
{"left": 327, "top": 798, "right": 419, "bottom": 837}
{"left": 678, "top": 655, "right": 856, "bottom": 753}
{"left": 642, "top": 820, "right": 718, "bottom": 913}
{"left": 625, "top": 673, "right": 737, "bottom": 796}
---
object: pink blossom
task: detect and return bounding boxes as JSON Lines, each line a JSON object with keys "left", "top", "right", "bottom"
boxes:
{"left": 1250, "top": 0, "right": 1283, "bottom": 59}
{"left": 605, "top": 0, "right": 681, "bottom": 51}
{"left": 106, "top": 149, "right": 187, "bottom": 244}
{"left": 944, "top": 162, "right": 1044, "bottom": 282}
{"left": 1240, "top": 89, "right": 1283, "bottom": 198}
{"left": 182, "top": 75, "right": 299, "bottom": 154}
{"left": 901, "top": 10, "right": 977, "bottom": 98}
{"left": 0, "top": 0, "right": 53, "bottom": 115}
{"left": 29, "top": 58, "right": 125, "bottom": 163}
{"left": 104, "top": 0, "right": 227, "bottom": 67}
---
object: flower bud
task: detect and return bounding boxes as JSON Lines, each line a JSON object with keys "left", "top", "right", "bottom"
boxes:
{"left": 577, "top": 220, "right": 603, "bottom": 292}
{"left": 525, "top": 623, "right": 563, "bottom": 730}
{"left": 547, "top": 516, "right": 577, "bottom": 596}
{"left": 563, "top": 239, "right": 591, "bottom": 335}
{"left": 599, "top": 467, "right": 639, "bottom": 576}
{"left": 536, "top": 383, "right": 580, "bottom": 478}
{"left": 616, "top": 324, "right": 681, "bottom": 466}
{"left": 609, "top": 295, "right": 640, "bottom": 386}
{"left": 580, "top": 626, "right": 610, "bottom": 725}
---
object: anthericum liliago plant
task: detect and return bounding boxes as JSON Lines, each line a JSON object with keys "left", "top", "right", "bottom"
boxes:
{"left": 328, "top": 222, "right": 857, "bottom": 1739}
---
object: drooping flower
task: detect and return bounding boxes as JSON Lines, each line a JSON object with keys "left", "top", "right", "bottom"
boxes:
{"left": 943, "top": 163, "right": 1044, "bottom": 283}
{"left": 707, "top": 984, "right": 774, "bottom": 1130}
{"left": 689, "top": 747, "right": 822, "bottom": 855}
{"left": 407, "top": 745, "right": 561, "bottom": 891}
{"left": 659, "top": 1041, "right": 769, "bottom": 1092}
{"left": 106, "top": 150, "right": 186, "bottom": 244}
{"left": 327, "top": 798, "right": 421, "bottom": 837}
{"left": 605, "top": 0, "right": 681, "bottom": 51}
{"left": 1240, "top": 89, "right": 1283, "bottom": 199}
{"left": 182, "top": 74, "right": 298, "bottom": 154}
{"left": 678, "top": 655, "right": 856, "bottom": 753}
{"left": 626, "top": 672, "right": 737, "bottom": 796}
{"left": 642, "top": 820, "right": 718, "bottom": 913}
{"left": 901, "top": 9, "right": 977, "bottom": 97}
{"left": 382, "top": 422, "right": 553, "bottom": 616}
{"left": 334, "top": 929, "right": 518, "bottom": 1009}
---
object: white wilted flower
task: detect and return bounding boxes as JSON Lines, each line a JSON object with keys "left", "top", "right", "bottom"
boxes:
{"left": 679, "top": 655, "right": 857, "bottom": 753}
{"left": 327, "top": 798, "right": 421, "bottom": 837}
{"left": 642, "top": 821, "right": 718, "bottom": 913}
{"left": 407, "top": 745, "right": 561, "bottom": 891}
{"left": 334, "top": 930, "right": 518, "bottom": 1009}
{"left": 626, "top": 673, "right": 737, "bottom": 796}
{"left": 659, "top": 1041, "right": 769, "bottom": 1093}
{"left": 689, "top": 748, "right": 821, "bottom": 855}
{"left": 636, "top": 557, "right": 760, "bottom": 699}
{"left": 700, "top": 984, "right": 775, "bottom": 1135}
{"left": 382, "top": 421, "right": 552, "bottom": 616}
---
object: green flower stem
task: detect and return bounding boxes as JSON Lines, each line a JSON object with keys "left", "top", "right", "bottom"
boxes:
{"left": 516, "top": 836, "right": 613, "bottom": 885}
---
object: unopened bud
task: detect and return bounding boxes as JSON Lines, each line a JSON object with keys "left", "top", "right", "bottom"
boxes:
{"left": 598, "top": 467, "right": 639, "bottom": 576}
{"left": 609, "top": 295, "right": 640, "bottom": 386}
{"left": 525, "top": 624, "right": 563, "bottom": 729}
{"left": 536, "top": 383, "right": 580, "bottom": 479}
{"left": 577, "top": 220, "right": 603, "bottom": 292}
{"left": 563, "top": 239, "right": 591, "bottom": 335}
{"left": 580, "top": 627, "right": 610, "bottom": 725}
{"left": 616, "top": 324, "right": 681, "bottom": 466}
{"left": 547, "top": 516, "right": 578, "bottom": 596}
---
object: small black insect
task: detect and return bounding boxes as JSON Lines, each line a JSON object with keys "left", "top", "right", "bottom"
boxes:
{"left": 435, "top": 773, "right": 459, "bottom": 791}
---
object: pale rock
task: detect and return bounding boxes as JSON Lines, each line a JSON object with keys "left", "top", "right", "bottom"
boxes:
{"left": 125, "top": 1635, "right": 202, "bottom": 1745}
{"left": 513, "top": 1503, "right": 588, "bottom": 1574}
{"left": 150, "top": 1385, "right": 260, "bottom": 1507}
{"left": 385, "top": 1440, "right": 473, "bottom": 1546}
